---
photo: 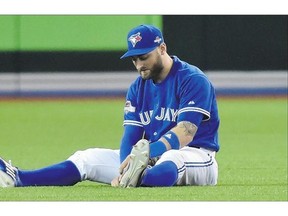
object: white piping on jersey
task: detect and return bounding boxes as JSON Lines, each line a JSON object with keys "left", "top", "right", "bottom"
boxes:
{"left": 123, "top": 120, "right": 143, "bottom": 127}
{"left": 123, "top": 107, "right": 210, "bottom": 127}
{"left": 178, "top": 107, "right": 210, "bottom": 120}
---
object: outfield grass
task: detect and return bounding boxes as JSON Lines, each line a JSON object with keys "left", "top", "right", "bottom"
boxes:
{"left": 0, "top": 97, "right": 287, "bottom": 201}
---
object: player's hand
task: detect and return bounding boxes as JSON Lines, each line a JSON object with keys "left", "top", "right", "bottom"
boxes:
{"left": 111, "top": 155, "right": 131, "bottom": 187}
{"left": 111, "top": 175, "right": 122, "bottom": 187}
{"left": 119, "top": 154, "right": 131, "bottom": 175}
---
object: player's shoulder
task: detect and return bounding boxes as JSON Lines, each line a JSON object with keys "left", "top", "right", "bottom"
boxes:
{"left": 129, "top": 75, "right": 144, "bottom": 88}
{"left": 173, "top": 56, "right": 207, "bottom": 80}
{"left": 126, "top": 75, "right": 145, "bottom": 96}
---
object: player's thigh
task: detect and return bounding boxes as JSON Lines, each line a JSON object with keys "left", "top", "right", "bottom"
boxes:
{"left": 179, "top": 148, "right": 218, "bottom": 186}
{"left": 68, "top": 148, "right": 120, "bottom": 184}
{"left": 156, "top": 147, "right": 218, "bottom": 186}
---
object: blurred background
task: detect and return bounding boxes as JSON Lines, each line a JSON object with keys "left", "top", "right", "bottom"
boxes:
{"left": 0, "top": 15, "right": 287, "bottom": 98}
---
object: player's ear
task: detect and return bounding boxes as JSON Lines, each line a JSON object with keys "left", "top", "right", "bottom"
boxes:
{"left": 159, "top": 43, "right": 167, "bottom": 55}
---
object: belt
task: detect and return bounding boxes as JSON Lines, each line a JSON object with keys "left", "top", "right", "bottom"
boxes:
{"left": 190, "top": 146, "right": 216, "bottom": 157}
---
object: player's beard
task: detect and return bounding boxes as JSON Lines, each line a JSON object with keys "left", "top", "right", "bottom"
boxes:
{"left": 140, "top": 55, "right": 164, "bottom": 82}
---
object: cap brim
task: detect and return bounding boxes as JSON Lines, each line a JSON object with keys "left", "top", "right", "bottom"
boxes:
{"left": 120, "top": 46, "right": 157, "bottom": 59}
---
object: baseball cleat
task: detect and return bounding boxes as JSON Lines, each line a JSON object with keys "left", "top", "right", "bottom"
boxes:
{"left": 119, "top": 139, "right": 150, "bottom": 188}
{"left": 0, "top": 157, "right": 18, "bottom": 187}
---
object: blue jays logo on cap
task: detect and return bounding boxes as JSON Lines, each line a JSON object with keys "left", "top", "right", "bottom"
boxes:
{"left": 120, "top": 24, "right": 164, "bottom": 59}
{"left": 128, "top": 32, "right": 142, "bottom": 48}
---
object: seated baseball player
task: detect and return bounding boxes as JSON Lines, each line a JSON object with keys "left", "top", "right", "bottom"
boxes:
{"left": 0, "top": 24, "right": 220, "bottom": 188}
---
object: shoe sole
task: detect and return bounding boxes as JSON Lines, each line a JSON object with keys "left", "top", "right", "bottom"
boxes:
{"left": 119, "top": 139, "right": 149, "bottom": 188}
{"left": 0, "top": 170, "right": 15, "bottom": 187}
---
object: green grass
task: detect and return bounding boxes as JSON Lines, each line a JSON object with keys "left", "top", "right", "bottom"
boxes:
{"left": 0, "top": 97, "right": 287, "bottom": 201}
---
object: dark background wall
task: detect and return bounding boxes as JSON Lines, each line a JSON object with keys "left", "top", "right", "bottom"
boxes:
{"left": 0, "top": 15, "right": 287, "bottom": 72}
{"left": 163, "top": 15, "right": 287, "bottom": 71}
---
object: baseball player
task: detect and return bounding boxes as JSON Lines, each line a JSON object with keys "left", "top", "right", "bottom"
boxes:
{"left": 0, "top": 24, "right": 220, "bottom": 188}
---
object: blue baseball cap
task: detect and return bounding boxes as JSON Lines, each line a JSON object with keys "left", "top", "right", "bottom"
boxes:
{"left": 120, "top": 24, "right": 164, "bottom": 59}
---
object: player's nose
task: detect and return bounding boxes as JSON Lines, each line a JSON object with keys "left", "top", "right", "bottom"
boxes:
{"left": 135, "top": 62, "right": 144, "bottom": 71}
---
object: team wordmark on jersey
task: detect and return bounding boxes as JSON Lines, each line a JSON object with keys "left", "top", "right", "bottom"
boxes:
{"left": 139, "top": 107, "right": 178, "bottom": 125}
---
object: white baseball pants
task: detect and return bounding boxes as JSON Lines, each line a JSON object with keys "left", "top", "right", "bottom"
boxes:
{"left": 68, "top": 146, "right": 218, "bottom": 186}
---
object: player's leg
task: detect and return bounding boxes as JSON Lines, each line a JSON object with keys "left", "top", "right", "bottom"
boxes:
{"left": 119, "top": 140, "right": 178, "bottom": 187}
{"left": 68, "top": 148, "right": 120, "bottom": 184}
{"left": 139, "top": 149, "right": 181, "bottom": 187}
{"left": 140, "top": 147, "right": 218, "bottom": 187}
{"left": 176, "top": 147, "right": 218, "bottom": 186}
{"left": 140, "top": 160, "right": 178, "bottom": 186}
{"left": 0, "top": 148, "right": 120, "bottom": 187}
{"left": 118, "top": 139, "right": 179, "bottom": 187}
{"left": 0, "top": 156, "right": 81, "bottom": 187}
{"left": 18, "top": 160, "right": 81, "bottom": 186}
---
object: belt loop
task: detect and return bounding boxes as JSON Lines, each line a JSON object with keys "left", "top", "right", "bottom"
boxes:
{"left": 200, "top": 147, "right": 216, "bottom": 157}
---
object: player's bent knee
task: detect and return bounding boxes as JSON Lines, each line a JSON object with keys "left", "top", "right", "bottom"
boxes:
{"left": 67, "top": 148, "right": 105, "bottom": 180}
{"left": 67, "top": 148, "right": 120, "bottom": 182}
{"left": 68, "top": 148, "right": 111, "bottom": 163}
{"left": 156, "top": 149, "right": 183, "bottom": 166}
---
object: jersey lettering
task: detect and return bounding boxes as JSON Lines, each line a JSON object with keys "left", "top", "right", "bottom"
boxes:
{"left": 139, "top": 111, "right": 151, "bottom": 125}
{"left": 155, "top": 108, "right": 165, "bottom": 120}
{"left": 139, "top": 107, "right": 178, "bottom": 125}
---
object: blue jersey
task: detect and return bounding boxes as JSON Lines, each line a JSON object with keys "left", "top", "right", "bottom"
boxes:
{"left": 121, "top": 56, "right": 220, "bottom": 161}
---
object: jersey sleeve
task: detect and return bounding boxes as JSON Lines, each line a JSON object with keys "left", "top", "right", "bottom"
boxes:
{"left": 177, "top": 74, "right": 213, "bottom": 126}
{"left": 123, "top": 79, "right": 143, "bottom": 128}
{"left": 120, "top": 79, "right": 145, "bottom": 162}
{"left": 120, "top": 125, "right": 144, "bottom": 162}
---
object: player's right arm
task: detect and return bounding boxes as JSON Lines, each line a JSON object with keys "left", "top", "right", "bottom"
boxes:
{"left": 119, "top": 125, "right": 144, "bottom": 163}
{"left": 112, "top": 84, "right": 144, "bottom": 186}
{"left": 119, "top": 78, "right": 144, "bottom": 163}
